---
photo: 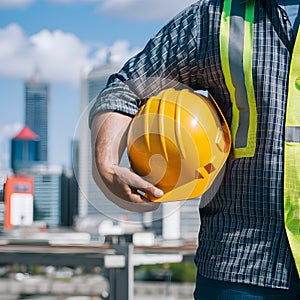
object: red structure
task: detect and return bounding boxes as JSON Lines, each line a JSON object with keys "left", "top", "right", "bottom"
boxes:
{"left": 4, "top": 176, "right": 34, "bottom": 228}
{"left": 11, "top": 126, "right": 40, "bottom": 174}
{"left": 13, "top": 126, "right": 39, "bottom": 140}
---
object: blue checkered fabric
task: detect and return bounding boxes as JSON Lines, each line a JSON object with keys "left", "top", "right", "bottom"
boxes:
{"left": 89, "top": 0, "right": 297, "bottom": 289}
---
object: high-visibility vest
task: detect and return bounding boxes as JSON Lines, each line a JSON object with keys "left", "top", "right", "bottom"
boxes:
{"left": 220, "top": 0, "right": 300, "bottom": 277}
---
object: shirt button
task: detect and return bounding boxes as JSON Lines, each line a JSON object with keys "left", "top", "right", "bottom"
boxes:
{"left": 295, "top": 77, "right": 300, "bottom": 91}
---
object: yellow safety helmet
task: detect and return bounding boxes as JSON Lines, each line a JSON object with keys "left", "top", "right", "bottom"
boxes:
{"left": 127, "top": 88, "right": 231, "bottom": 202}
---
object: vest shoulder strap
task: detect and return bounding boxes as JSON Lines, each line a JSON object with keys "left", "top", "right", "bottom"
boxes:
{"left": 220, "top": 0, "right": 257, "bottom": 158}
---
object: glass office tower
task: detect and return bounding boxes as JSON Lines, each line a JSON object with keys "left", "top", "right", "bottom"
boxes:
{"left": 25, "top": 72, "right": 49, "bottom": 162}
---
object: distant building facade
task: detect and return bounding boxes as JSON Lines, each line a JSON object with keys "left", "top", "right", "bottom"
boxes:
{"left": 30, "top": 166, "right": 77, "bottom": 228}
{"left": 32, "top": 169, "right": 61, "bottom": 227}
{"left": 11, "top": 126, "right": 40, "bottom": 174}
{"left": 61, "top": 169, "right": 79, "bottom": 227}
{"left": 25, "top": 71, "right": 49, "bottom": 162}
{"left": 9, "top": 123, "right": 78, "bottom": 227}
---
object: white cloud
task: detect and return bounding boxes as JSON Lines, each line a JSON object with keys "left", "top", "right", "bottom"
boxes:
{"left": 0, "top": 0, "right": 196, "bottom": 22}
{"left": 0, "top": 0, "right": 35, "bottom": 9}
{"left": 0, "top": 24, "right": 33, "bottom": 78}
{"left": 0, "top": 0, "right": 96, "bottom": 9}
{"left": 0, "top": 23, "right": 139, "bottom": 85}
{"left": 0, "top": 122, "right": 23, "bottom": 143}
{"left": 93, "top": 40, "right": 140, "bottom": 66}
{"left": 99, "top": 0, "right": 196, "bottom": 21}
{"left": 29, "top": 28, "right": 91, "bottom": 84}
{"left": 0, "top": 0, "right": 195, "bottom": 84}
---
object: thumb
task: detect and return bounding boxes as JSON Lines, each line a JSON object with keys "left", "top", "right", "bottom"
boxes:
{"left": 114, "top": 166, "right": 164, "bottom": 198}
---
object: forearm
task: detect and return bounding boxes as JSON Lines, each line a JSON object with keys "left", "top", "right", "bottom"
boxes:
{"left": 91, "top": 111, "right": 161, "bottom": 212}
{"left": 91, "top": 111, "right": 131, "bottom": 170}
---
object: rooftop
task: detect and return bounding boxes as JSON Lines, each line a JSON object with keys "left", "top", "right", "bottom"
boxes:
{"left": 13, "top": 126, "right": 39, "bottom": 141}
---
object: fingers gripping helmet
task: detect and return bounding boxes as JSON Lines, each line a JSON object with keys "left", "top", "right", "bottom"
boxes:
{"left": 127, "top": 88, "right": 231, "bottom": 202}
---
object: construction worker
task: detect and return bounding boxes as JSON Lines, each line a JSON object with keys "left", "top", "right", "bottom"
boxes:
{"left": 90, "top": 0, "right": 300, "bottom": 299}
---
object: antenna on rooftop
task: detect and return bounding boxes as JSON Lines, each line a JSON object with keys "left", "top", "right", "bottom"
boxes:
{"left": 31, "top": 65, "right": 42, "bottom": 83}
{"left": 106, "top": 50, "right": 112, "bottom": 65}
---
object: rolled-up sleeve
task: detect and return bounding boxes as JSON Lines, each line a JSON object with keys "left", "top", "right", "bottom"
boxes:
{"left": 89, "top": 1, "right": 207, "bottom": 126}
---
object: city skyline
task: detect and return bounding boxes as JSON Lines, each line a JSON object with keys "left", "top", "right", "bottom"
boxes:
{"left": 0, "top": 0, "right": 195, "bottom": 171}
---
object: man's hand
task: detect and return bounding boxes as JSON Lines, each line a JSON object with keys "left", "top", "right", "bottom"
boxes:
{"left": 91, "top": 111, "right": 163, "bottom": 212}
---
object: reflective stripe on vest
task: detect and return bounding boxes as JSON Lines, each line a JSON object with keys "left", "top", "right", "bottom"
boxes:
{"left": 221, "top": 0, "right": 300, "bottom": 277}
{"left": 220, "top": 0, "right": 257, "bottom": 158}
{"left": 284, "top": 27, "right": 300, "bottom": 277}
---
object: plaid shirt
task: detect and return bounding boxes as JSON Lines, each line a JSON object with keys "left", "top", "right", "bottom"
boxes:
{"left": 90, "top": 0, "right": 297, "bottom": 289}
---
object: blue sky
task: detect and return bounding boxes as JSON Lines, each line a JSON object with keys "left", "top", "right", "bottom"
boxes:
{"left": 0, "top": 0, "right": 195, "bottom": 170}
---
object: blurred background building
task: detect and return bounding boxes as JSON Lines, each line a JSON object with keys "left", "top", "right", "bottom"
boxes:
{"left": 25, "top": 69, "right": 49, "bottom": 163}
{"left": 10, "top": 126, "right": 40, "bottom": 174}
{"left": 1, "top": 62, "right": 200, "bottom": 241}
{"left": 1, "top": 69, "right": 79, "bottom": 230}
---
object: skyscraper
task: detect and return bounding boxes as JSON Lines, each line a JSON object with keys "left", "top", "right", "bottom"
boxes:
{"left": 25, "top": 70, "right": 49, "bottom": 162}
